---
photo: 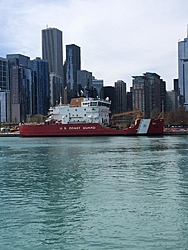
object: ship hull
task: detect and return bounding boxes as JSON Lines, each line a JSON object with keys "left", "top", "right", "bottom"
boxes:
{"left": 19, "top": 119, "right": 164, "bottom": 137}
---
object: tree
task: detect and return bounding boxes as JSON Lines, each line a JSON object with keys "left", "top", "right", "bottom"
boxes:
{"left": 31, "top": 114, "right": 46, "bottom": 123}
{"left": 150, "top": 107, "right": 160, "bottom": 119}
{"left": 164, "top": 107, "right": 188, "bottom": 126}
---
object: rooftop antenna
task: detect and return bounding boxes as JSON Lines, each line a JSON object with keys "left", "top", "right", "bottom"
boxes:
{"left": 46, "top": 24, "right": 48, "bottom": 29}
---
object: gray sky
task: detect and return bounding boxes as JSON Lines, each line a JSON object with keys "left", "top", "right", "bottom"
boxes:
{"left": 1, "top": 0, "right": 188, "bottom": 90}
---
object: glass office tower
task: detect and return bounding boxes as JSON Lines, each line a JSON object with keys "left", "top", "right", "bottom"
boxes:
{"left": 19, "top": 67, "right": 32, "bottom": 122}
{"left": 7, "top": 54, "right": 30, "bottom": 123}
{"left": 178, "top": 33, "right": 188, "bottom": 110}
{"left": 29, "top": 58, "right": 49, "bottom": 115}
{"left": 0, "top": 57, "right": 8, "bottom": 122}
{"left": 65, "top": 44, "right": 81, "bottom": 102}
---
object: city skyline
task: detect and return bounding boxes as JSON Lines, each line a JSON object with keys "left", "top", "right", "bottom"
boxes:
{"left": 0, "top": 0, "right": 188, "bottom": 90}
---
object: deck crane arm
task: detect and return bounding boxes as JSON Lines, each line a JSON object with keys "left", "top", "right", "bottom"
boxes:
{"left": 111, "top": 109, "right": 143, "bottom": 120}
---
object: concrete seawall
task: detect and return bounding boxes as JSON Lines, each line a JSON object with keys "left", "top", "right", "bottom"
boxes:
{"left": 164, "top": 130, "right": 188, "bottom": 135}
{"left": 0, "top": 132, "right": 20, "bottom": 137}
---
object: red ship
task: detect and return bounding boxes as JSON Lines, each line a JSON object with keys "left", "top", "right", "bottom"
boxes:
{"left": 19, "top": 97, "right": 164, "bottom": 137}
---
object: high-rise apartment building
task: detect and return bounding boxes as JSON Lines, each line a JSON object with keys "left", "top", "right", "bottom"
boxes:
{"left": 178, "top": 30, "right": 188, "bottom": 110}
{"left": 65, "top": 44, "right": 81, "bottom": 102}
{"left": 114, "top": 80, "right": 127, "bottom": 114}
{"left": 132, "top": 73, "right": 165, "bottom": 118}
{"left": 144, "top": 72, "right": 161, "bottom": 114}
{"left": 132, "top": 75, "right": 150, "bottom": 118}
{"left": 42, "top": 27, "right": 63, "bottom": 78}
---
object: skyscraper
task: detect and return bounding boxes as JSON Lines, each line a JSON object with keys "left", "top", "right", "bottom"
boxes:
{"left": 0, "top": 57, "right": 9, "bottom": 122}
{"left": 166, "top": 91, "right": 178, "bottom": 112}
{"left": 19, "top": 67, "right": 33, "bottom": 122}
{"left": 144, "top": 72, "right": 161, "bottom": 114}
{"left": 132, "top": 73, "right": 165, "bottom": 118}
{"left": 114, "top": 80, "right": 127, "bottom": 114}
{"left": 49, "top": 72, "right": 63, "bottom": 107}
{"left": 0, "top": 57, "right": 8, "bottom": 91}
{"left": 103, "top": 86, "right": 115, "bottom": 114}
{"left": 29, "top": 57, "right": 49, "bottom": 115}
{"left": 92, "top": 78, "right": 104, "bottom": 99}
{"left": 77, "top": 70, "right": 92, "bottom": 97}
{"left": 42, "top": 27, "right": 63, "bottom": 78}
{"left": 0, "top": 91, "right": 6, "bottom": 122}
{"left": 178, "top": 30, "right": 188, "bottom": 110}
{"left": 65, "top": 44, "right": 81, "bottom": 102}
{"left": 7, "top": 54, "right": 30, "bottom": 123}
{"left": 132, "top": 75, "right": 150, "bottom": 118}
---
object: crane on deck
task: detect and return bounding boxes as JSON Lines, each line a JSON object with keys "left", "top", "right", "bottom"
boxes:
{"left": 111, "top": 109, "right": 143, "bottom": 120}
{"left": 110, "top": 109, "right": 143, "bottom": 128}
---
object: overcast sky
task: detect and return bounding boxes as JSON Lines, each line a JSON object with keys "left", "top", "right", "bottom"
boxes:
{"left": 0, "top": 0, "right": 188, "bottom": 90}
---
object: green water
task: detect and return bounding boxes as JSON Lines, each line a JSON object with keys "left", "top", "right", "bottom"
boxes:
{"left": 0, "top": 136, "right": 188, "bottom": 249}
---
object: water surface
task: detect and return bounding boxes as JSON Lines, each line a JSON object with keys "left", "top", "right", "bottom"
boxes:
{"left": 0, "top": 136, "right": 188, "bottom": 249}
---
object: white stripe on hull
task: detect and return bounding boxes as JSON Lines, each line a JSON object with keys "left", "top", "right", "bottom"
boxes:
{"left": 137, "top": 119, "right": 151, "bottom": 134}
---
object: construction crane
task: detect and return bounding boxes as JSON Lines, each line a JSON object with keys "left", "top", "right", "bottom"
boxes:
{"left": 10, "top": 125, "right": 19, "bottom": 132}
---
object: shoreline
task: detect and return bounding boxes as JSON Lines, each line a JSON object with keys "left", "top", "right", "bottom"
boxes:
{"left": 0, "top": 132, "right": 20, "bottom": 137}
{"left": 1, "top": 131, "right": 188, "bottom": 137}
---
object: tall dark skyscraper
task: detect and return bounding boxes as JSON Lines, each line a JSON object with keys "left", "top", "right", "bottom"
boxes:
{"left": 114, "top": 80, "right": 127, "bottom": 114}
{"left": 65, "top": 44, "right": 81, "bottom": 102}
{"left": 29, "top": 58, "right": 49, "bottom": 115}
{"left": 19, "top": 67, "right": 32, "bottom": 122}
{"left": 103, "top": 86, "right": 115, "bottom": 114}
{"left": 144, "top": 72, "right": 161, "bottom": 114}
{"left": 42, "top": 27, "right": 63, "bottom": 78}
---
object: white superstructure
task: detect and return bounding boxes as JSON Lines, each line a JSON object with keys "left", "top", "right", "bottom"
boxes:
{"left": 46, "top": 97, "right": 111, "bottom": 125}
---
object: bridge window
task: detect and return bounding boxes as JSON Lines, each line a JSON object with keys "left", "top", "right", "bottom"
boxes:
{"left": 90, "top": 102, "right": 97, "bottom": 106}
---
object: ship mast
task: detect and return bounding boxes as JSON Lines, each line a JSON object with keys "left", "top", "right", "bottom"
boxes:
{"left": 64, "top": 87, "right": 67, "bottom": 104}
{"left": 157, "top": 100, "right": 164, "bottom": 119}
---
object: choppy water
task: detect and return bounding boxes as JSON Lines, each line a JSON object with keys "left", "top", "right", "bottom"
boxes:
{"left": 0, "top": 135, "right": 188, "bottom": 250}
